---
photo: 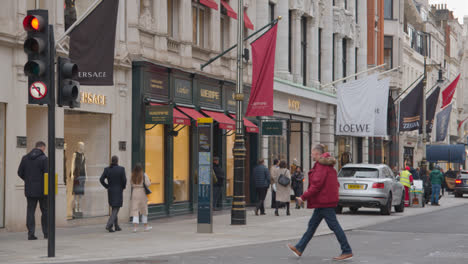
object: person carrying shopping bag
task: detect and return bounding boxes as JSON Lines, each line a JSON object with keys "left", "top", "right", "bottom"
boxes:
{"left": 130, "top": 164, "right": 152, "bottom": 232}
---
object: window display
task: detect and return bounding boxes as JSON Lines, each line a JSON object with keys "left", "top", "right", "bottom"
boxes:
{"left": 145, "top": 124, "right": 165, "bottom": 205}
{"left": 64, "top": 111, "right": 111, "bottom": 219}
{"left": 173, "top": 126, "right": 189, "bottom": 202}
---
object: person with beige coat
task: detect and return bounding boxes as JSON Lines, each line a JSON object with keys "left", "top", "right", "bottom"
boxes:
{"left": 130, "top": 164, "right": 152, "bottom": 232}
{"left": 272, "top": 160, "right": 291, "bottom": 216}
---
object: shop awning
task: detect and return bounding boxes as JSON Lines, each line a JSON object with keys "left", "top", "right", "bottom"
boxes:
{"left": 426, "top": 144, "right": 466, "bottom": 163}
{"left": 244, "top": 11, "right": 254, "bottom": 30}
{"left": 230, "top": 114, "right": 259, "bottom": 133}
{"left": 150, "top": 103, "right": 191, "bottom": 126}
{"left": 200, "top": 0, "right": 218, "bottom": 10}
{"left": 202, "top": 110, "right": 235, "bottom": 130}
{"left": 177, "top": 106, "right": 205, "bottom": 126}
{"left": 221, "top": 0, "right": 237, "bottom": 19}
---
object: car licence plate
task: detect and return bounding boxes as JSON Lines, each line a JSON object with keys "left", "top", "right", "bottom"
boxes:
{"left": 347, "top": 184, "right": 364, "bottom": 190}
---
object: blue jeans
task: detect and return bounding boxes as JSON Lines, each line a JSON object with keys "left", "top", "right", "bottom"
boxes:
{"left": 431, "top": 184, "right": 441, "bottom": 204}
{"left": 295, "top": 208, "right": 352, "bottom": 254}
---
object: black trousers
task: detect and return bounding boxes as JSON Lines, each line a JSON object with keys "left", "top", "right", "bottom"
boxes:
{"left": 213, "top": 185, "right": 222, "bottom": 209}
{"left": 256, "top": 187, "right": 268, "bottom": 214}
{"left": 26, "top": 197, "right": 48, "bottom": 237}
{"left": 106, "top": 207, "right": 120, "bottom": 229}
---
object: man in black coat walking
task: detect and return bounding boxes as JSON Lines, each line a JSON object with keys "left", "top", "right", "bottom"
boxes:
{"left": 253, "top": 159, "right": 270, "bottom": 215}
{"left": 100, "top": 156, "right": 127, "bottom": 232}
{"left": 18, "top": 141, "right": 49, "bottom": 240}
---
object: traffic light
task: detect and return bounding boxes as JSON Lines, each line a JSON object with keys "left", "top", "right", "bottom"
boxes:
{"left": 23, "top": 10, "right": 51, "bottom": 105}
{"left": 57, "top": 57, "right": 80, "bottom": 108}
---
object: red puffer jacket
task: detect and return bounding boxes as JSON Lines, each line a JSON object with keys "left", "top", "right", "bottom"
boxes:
{"left": 301, "top": 153, "right": 339, "bottom": 209}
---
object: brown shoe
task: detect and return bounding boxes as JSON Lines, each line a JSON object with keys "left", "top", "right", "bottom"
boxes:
{"left": 287, "top": 244, "right": 302, "bottom": 257}
{"left": 333, "top": 253, "right": 353, "bottom": 261}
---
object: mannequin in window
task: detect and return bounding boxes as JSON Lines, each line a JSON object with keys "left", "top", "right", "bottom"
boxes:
{"left": 64, "top": 143, "right": 74, "bottom": 220}
{"left": 71, "top": 142, "right": 87, "bottom": 215}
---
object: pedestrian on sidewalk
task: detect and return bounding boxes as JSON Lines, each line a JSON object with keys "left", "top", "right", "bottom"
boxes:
{"left": 292, "top": 166, "right": 304, "bottom": 209}
{"left": 270, "top": 159, "right": 279, "bottom": 209}
{"left": 100, "top": 156, "right": 127, "bottom": 232}
{"left": 430, "top": 165, "right": 444, "bottom": 206}
{"left": 288, "top": 144, "right": 353, "bottom": 261}
{"left": 400, "top": 166, "right": 414, "bottom": 207}
{"left": 130, "top": 164, "right": 152, "bottom": 232}
{"left": 17, "top": 141, "right": 49, "bottom": 240}
{"left": 213, "top": 157, "right": 225, "bottom": 210}
{"left": 273, "top": 160, "right": 291, "bottom": 216}
{"left": 253, "top": 159, "right": 270, "bottom": 216}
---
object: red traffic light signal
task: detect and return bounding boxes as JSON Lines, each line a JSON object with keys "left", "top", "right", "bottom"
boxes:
{"left": 23, "top": 15, "right": 45, "bottom": 32}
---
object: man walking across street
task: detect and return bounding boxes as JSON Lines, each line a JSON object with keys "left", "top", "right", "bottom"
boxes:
{"left": 287, "top": 144, "right": 353, "bottom": 261}
{"left": 17, "top": 141, "right": 49, "bottom": 240}
{"left": 213, "top": 157, "right": 225, "bottom": 210}
{"left": 400, "top": 166, "right": 414, "bottom": 207}
{"left": 430, "top": 165, "right": 444, "bottom": 206}
{"left": 253, "top": 159, "right": 270, "bottom": 215}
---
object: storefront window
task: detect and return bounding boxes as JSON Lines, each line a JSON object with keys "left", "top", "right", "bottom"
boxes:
{"left": 64, "top": 111, "right": 111, "bottom": 219}
{"left": 336, "top": 136, "right": 353, "bottom": 169}
{"left": 145, "top": 124, "right": 165, "bottom": 205}
{"left": 289, "top": 122, "right": 302, "bottom": 168}
{"left": 0, "top": 104, "right": 4, "bottom": 227}
{"left": 268, "top": 120, "right": 288, "bottom": 167}
{"left": 303, "top": 123, "right": 311, "bottom": 172}
{"left": 173, "top": 126, "right": 189, "bottom": 202}
{"left": 226, "top": 133, "right": 235, "bottom": 196}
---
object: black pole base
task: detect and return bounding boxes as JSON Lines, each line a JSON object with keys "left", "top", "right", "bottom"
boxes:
{"left": 231, "top": 134, "right": 246, "bottom": 225}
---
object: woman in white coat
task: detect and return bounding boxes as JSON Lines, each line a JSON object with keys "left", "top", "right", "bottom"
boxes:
{"left": 130, "top": 164, "right": 152, "bottom": 232}
{"left": 273, "top": 160, "right": 292, "bottom": 216}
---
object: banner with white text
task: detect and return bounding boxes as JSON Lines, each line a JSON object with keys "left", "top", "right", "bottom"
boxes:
{"left": 336, "top": 74, "right": 379, "bottom": 137}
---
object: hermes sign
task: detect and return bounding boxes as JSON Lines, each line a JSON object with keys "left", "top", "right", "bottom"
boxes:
{"left": 80, "top": 92, "right": 106, "bottom": 106}
{"left": 288, "top": 99, "right": 300, "bottom": 111}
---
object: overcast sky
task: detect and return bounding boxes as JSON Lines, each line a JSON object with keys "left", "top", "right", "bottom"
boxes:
{"left": 429, "top": 0, "right": 468, "bottom": 23}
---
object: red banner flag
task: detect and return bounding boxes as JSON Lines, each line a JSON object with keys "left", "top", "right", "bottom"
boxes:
{"left": 245, "top": 24, "right": 278, "bottom": 117}
{"left": 441, "top": 74, "right": 460, "bottom": 108}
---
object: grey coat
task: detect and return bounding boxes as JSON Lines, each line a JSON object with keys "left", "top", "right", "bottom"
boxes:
{"left": 253, "top": 164, "right": 271, "bottom": 188}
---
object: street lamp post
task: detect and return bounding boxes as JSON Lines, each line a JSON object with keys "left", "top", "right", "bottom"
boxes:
{"left": 231, "top": 0, "right": 246, "bottom": 225}
{"left": 422, "top": 57, "right": 428, "bottom": 169}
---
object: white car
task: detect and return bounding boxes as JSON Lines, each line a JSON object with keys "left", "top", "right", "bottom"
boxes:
{"left": 336, "top": 164, "right": 405, "bottom": 215}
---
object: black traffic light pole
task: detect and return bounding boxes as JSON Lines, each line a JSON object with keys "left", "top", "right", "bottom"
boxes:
{"left": 47, "top": 24, "right": 56, "bottom": 258}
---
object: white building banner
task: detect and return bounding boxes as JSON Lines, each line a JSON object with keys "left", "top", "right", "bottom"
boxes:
{"left": 374, "top": 78, "right": 391, "bottom": 137}
{"left": 336, "top": 74, "right": 379, "bottom": 137}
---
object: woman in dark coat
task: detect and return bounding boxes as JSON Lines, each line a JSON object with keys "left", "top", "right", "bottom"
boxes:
{"left": 100, "top": 156, "right": 127, "bottom": 232}
{"left": 292, "top": 166, "right": 304, "bottom": 209}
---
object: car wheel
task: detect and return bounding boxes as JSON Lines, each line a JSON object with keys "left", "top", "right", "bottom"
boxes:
{"left": 455, "top": 192, "right": 463, "bottom": 198}
{"left": 394, "top": 192, "right": 405, "bottom": 213}
{"left": 335, "top": 205, "right": 343, "bottom": 214}
{"left": 349, "top": 207, "right": 359, "bottom": 214}
{"left": 380, "top": 193, "right": 392, "bottom": 215}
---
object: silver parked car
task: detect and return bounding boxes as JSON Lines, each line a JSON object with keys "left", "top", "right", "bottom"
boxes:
{"left": 336, "top": 164, "right": 405, "bottom": 215}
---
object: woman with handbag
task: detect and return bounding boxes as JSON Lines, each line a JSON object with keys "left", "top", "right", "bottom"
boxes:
{"left": 130, "top": 164, "right": 152, "bottom": 232}
{"left": 292, "top": 166, "right": 304, "bottom": 209}
{"left": 273, "top": 160, "right": 292, "bottom": 216}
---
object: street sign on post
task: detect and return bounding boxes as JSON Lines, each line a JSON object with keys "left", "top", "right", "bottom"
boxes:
{"left": 23, "top": 10, "right": 51, "bottom": 105}
{"left": 197, "top": 117, "right": 213, "bottom": 233}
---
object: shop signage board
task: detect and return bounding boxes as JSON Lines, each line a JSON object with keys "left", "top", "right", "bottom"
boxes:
{"left": 199, "top": 82, "right": 222, "bottom": 109}
{"left": 262, "top": 121, "right": 283, "bottom": 136}
{"left": 174, "top": 78, "right": 192, "bottom": 104}
{"left": 145, "top": 69, "right": 169, "bottom": 100}
{"left": 224, "top": 85, "right": 236, "bottom": 112}
{"left": 145, "top": 105, "right": 173, "bottom": 125}
{"left": 197, "top": 117, "right": 213, "bottom": 233}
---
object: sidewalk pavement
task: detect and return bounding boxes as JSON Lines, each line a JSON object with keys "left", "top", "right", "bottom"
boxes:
{"left": 1, "top": 195, "right": 467, "bottom": 264}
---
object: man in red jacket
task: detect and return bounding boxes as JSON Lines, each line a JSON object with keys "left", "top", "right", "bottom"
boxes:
{"left": 288, "top": 144, "right": 353, "bottom": 261}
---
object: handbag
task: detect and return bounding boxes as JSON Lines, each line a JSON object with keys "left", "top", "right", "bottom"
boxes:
{"left": 142, "top": 174, "right": 152, "bottom": 195}
{"left": 278, "top": 170, "right": 291, "bottom": 187}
